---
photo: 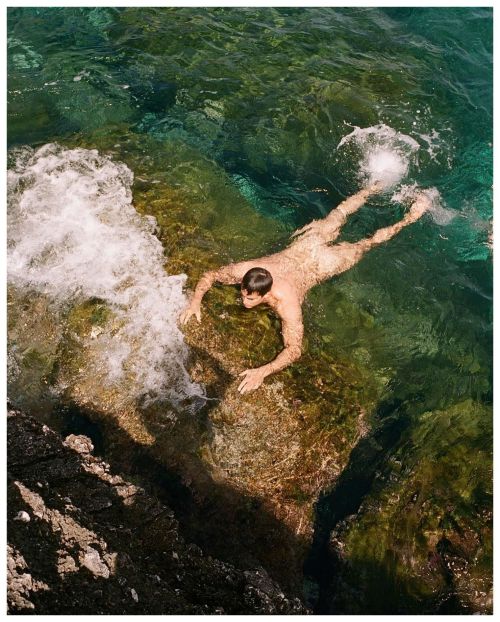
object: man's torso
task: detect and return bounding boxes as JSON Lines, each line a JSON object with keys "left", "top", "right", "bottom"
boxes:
{"left": 249, "top": 232, "right": 349, "bottom": 301}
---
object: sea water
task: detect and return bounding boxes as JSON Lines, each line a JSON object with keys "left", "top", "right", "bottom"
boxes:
{"left": 7, "top": 6, "right": 492, "bottom": 614}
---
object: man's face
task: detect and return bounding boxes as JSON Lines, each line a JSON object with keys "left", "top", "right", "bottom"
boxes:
{"left": 241, "top": 288, "right": 263, "bottom": 309}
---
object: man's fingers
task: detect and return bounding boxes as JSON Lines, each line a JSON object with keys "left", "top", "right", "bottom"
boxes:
{"left": 179, "top": 307, "right": 201, "bottom": 325}
{"left": 239, "top": 383, "right": 252, "bottom": 394}
{"left": 238, "top": 372, "right": 252, "bottom": 393}
{"left": 239, "top": 379, "right": 257, "bottom": 393}
{"left": 237, "top": 369, "right": 264, "bottom": 393}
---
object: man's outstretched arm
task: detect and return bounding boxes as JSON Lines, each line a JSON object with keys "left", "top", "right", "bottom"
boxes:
{"left": 180, "top": 263, "right": 248, "bottom": 324}
{"left": 238, "top": 306, "right": 304, "bottom": 394}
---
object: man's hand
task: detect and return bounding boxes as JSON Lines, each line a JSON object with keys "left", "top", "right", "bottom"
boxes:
{"left": 238, "top": 367, "right": 269, "bottom": 394}
{"left": 179, "top": 303, "right": 201, "bottom": 325}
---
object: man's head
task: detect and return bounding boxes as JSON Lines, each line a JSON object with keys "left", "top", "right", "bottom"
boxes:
{"left": 241, "top": 267, "right": 273, "bottom": 308}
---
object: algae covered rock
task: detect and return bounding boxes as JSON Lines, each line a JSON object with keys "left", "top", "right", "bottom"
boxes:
{"left": 325, "top": 399, "right": 492, "bottom": 615}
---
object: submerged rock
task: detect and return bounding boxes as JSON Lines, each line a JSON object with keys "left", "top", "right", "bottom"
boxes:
{"left": 323, "top": 399, "right": 492, "bottom": 615}
{"left": 5, "top": 129, "right": 379, "bottom": 597}
{"left": 8, "top": 129, "right": 490, "bottom": 615}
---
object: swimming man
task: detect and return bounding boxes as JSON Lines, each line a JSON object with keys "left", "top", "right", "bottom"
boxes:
{"left": 180, "top": 184, "right": 431, "bottom": 393}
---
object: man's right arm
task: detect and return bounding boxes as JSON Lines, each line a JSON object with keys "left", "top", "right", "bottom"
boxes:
{"left": 179, "top": 263, "right": 247, "bottom": 325}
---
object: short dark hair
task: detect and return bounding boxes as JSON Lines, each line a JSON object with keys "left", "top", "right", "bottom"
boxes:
{"left": 241, "top": 267, "right": 273, "bottom": 296}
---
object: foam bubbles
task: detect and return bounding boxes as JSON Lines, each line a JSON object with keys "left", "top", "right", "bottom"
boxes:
{"left": 8, "top": 36, "right": 43, "bottom": 70}
{"left": 338, "top": 124, "right": 420, "bottom": 189}
{"left": 362, "top": 148, "right": 409, "bottom": 189}
{"left": 7, "top": 143, "right": 204, "bottom": 407}
{"left": 392, "top": 184, "right": 455, "bottom": 225}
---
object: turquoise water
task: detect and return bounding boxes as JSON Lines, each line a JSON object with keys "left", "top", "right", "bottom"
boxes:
{"left": 7, "top": 7, "right": 492, "bottom": 614}
{"left": 8, "top": 7, "right": 493, "bottom": 400}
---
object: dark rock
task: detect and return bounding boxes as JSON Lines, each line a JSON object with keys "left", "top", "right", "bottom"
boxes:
{"left": 7, "top": 407, "right": 309, "bottom": 615}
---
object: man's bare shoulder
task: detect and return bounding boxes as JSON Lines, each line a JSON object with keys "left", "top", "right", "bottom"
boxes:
{"left": 212, "top": 260, "right": 255, "bottom": 284}
{"left": 271, "top": 278, "right": 303, "bottom": 318}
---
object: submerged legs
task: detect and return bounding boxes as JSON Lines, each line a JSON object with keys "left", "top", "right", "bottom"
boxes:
{"left": 360, "top": 193, "right": 430, "bottom": 250}
{"left": 316, "top": 193, "right": 431, "bottom": 281}
{"left": 291, "top": 183, "right": 383, "bottom": 244}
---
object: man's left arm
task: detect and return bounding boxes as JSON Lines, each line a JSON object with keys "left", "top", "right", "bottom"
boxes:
{"left": 238, "top": 306, "right": 303, "bottom": 394}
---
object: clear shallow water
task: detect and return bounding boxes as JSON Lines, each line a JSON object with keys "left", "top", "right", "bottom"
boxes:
{"left": 7, "top": 7, "right": 492, "bottom": 614}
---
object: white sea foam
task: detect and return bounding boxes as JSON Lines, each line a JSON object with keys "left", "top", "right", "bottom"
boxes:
{"left": 416, "top": 129, "right": 441, "bottom": 161}
{"left": 391, "top": 184, "right": 455, "bottom": 225}
{"left": 8, "top": 36, "right": 43, "bottom": 70}
{"left": 338, "top": 124, "right": 420, "bottom": 189}
{"left": 7, "top": 143, "right": 204, "bottom": 407}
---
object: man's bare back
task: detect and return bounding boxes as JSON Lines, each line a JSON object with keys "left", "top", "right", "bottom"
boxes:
{"left": 180, "top": 184, "right": 431, "bottom": 393}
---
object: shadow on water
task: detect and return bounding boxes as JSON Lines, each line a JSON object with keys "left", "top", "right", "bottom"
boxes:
{"left": 24, "top": 342, "right": 308, "bottom": 597}
{"left": 7, "top": 410, "right": 305, "bottom": 614}
{"left": 303, "top": 395, "right": 471, "bottom": 615}
{"left": 303, "top": 396, "right": 409, "bottom": 612}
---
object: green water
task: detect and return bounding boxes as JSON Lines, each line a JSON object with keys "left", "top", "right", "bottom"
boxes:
{"left": 7, "top": 7, "right": 492, "bottom": 614}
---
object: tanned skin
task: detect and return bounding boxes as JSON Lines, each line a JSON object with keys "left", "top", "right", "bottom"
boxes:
{"left": 180, "top": 184, "right": 431, "bottom": 393}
